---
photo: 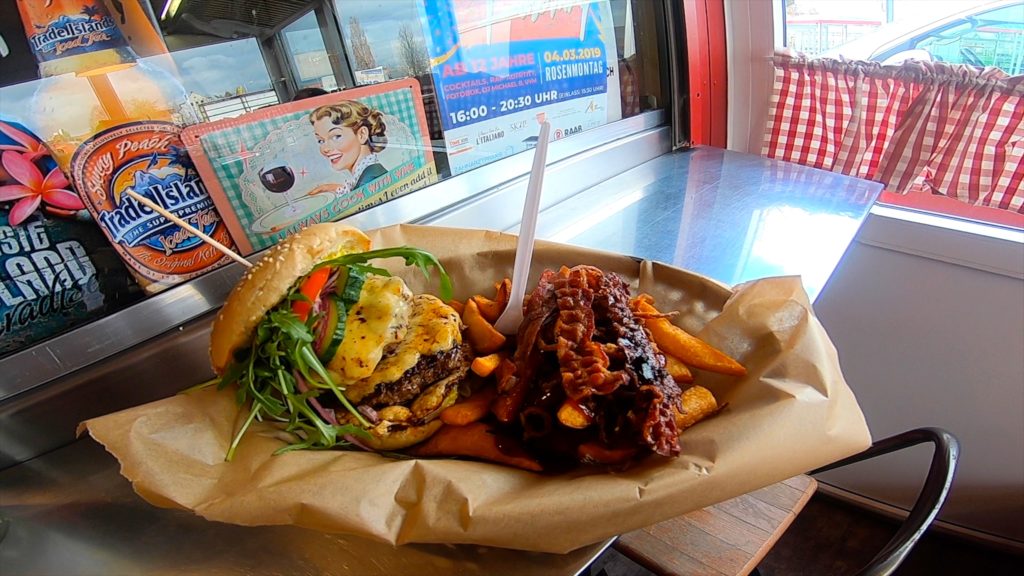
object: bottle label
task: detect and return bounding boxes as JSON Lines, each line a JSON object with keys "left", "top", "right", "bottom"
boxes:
{"left": 0, "top": 213, "right": 142, "bottom": 357}
{"left": 70, "top": 121, "right": 234, "bottom": 294}
{"left": 20, "top": 1, "right": 130, "bottom": 63}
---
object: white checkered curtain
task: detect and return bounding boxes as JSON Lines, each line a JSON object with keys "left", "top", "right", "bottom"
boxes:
{"left": 762, "top": 52, "right": 1024, "bottom": 214}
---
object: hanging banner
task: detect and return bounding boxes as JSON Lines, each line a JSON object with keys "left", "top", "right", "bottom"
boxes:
{"left": 420, "top": 0, "right": 621, "bottom": 175}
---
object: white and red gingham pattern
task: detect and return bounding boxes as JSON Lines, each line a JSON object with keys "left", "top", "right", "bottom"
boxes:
{"left": 763, "top": 54, "right": 1024, "bottom": 214}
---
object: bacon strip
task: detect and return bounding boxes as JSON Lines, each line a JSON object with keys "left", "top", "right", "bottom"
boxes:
{"left": 495, "top": 265, "right": 682, "bottom": 460}
{"left": 553, "top": 266, "right": 628, "bottom": 399}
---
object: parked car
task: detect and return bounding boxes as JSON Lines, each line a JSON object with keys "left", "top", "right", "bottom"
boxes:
{"left": 821, "top": 0, "right": 1024, "bottom": 74}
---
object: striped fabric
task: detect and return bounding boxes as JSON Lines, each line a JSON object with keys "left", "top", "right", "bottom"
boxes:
{"left": 763, "top": 53, "right": 1024, "bottom": 214}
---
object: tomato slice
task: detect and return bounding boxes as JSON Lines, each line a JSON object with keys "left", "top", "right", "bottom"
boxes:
{"left": 291, "top": 266, "right": 331, "bottom": 322}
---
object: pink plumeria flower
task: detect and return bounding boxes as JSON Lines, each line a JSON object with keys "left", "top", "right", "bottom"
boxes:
{"left": 0, "top": 151, "right": 84, "bottom": 226}
{"left": 0, "top": 121, "right": 49, "bottom": 162}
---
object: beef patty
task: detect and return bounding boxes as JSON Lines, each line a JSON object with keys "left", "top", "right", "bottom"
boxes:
{"left": 360, "top": 343, "right": 472, "bottom": 407}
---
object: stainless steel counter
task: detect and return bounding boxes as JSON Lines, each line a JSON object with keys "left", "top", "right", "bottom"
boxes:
{"left": 0, "top": 146, "right": 881, "bottom": 575}
{"left": 0, "top": 440, "right": 610, "bottom": 576}
{"left": 430, "top": 147, "right": 880, "bottom": 303}
{"left": 528, "top": 146, "right": 881, "bottom": 302}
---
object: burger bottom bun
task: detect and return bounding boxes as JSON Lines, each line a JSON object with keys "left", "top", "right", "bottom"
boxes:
{"left": 363, "top": 383, "right": 461, "bottom": 451}
{"left": 364, "top": 419, "right": 445, "bottom": 451}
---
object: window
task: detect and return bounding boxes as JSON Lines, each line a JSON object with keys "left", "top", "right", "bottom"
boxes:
{"left": 777, "top": 0, "right": 1024, "bottom": 75}
{"left": 910, "top": 4, "right": 1024, "bottom": 74}
{"left": 281, "top": 12, "right": 337, "bottom": 91}
{"left": 764, "top": 0, "right": 1023, "bottom": 228}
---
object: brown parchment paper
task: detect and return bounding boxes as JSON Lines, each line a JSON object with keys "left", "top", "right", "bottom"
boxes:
{"left": 81, "top": 224, "right": 871, "bottom": 554}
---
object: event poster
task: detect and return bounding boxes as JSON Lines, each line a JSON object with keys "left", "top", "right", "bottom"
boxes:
{"left": 182, "top": 79, "right": 437, "bottom": 255}
{"left": 420, "top": 0, "right": 622, "bottom": 175}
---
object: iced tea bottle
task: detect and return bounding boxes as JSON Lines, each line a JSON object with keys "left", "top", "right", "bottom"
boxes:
{"left": 14, "top": 0, "right": 236, "bottom": 295}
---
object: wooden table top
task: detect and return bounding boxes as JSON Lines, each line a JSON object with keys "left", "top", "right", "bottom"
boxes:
{"left": 614, "top": 475, "right": 818, "bottom": 576}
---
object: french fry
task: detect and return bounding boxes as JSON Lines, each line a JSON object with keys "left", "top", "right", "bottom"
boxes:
{"left": 471, "top": 295, "right": 503, "bottom": 323}
{"left": 633, "top": 297, "right": 747, "bottom": 377}
{"left": 663, "top": 353, "right": 694, "bottom": 383}
{"left": 674, "top": 385, "right": 719, "bottom": 431}
{"left": 492, "top": 359, "right": 525, "bottom": 424}
{"left": 493, "top": 278, "right": 511, "bottom": 309}
{"left": 462, "top": 299, "right": 506, "bottom": 354}
{"left": 471, "top": 352, "right": 506, "bottom": 377}
{"left": 447, "top": 299, "right": 465, "bottom": 315}
{"left": 440, "top": 386, "right": 498, "bottom": 426}
{"left": 557, "top": 399, "right": 592, "bottom": 429}
{"left": 492, "top": 383, "right": 526, "bottom": 424}
{"left": 405, "top": 421, "right": 543, "bottom": 472}
{"left": 494, "top": 356, "right": 516, "bottom": 384}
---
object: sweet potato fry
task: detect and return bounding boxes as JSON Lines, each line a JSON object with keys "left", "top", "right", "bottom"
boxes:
{"left": 494, "top": 356, "right": 516, "bottom": 383}
{"left": 663, "top": 353, "right": 694, "bottom": 383}
{"left": 557, "top": 399, "right": 592, "bottom": 429}
{"left": 471, "top": 352, "right": 506, "bottom": 377}
{"left": 405, "top": 421, "right": 543, "bottom": 472}
{"left": 446, "top": 299, "right": 464, "bottom": 315}
{"left": 462, "top": 299, "right": 506, "bottom": 354}
{"left": 471, "top": 295, "right": 503, "bottom": 323}
{"left": 633, "top": 298, "right": 746, "bottom": 377}
{"left": 674, "top": 385, "right": 719, "bottom": 431}
{"left": 440, "top": 386, "right": 497, "bottom": 426}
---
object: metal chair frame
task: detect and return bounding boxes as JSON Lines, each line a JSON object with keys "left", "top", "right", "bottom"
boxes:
{"left": 756, "top": 427, "right": 960, "bottom": 576}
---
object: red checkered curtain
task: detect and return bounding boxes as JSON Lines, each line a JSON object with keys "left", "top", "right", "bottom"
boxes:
{"left": 763, "top": 52, "right": 1024, "bottom": 213}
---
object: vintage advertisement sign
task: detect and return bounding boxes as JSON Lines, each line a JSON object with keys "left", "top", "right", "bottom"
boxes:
{"left": 182, "top": 79, "right": 437, "bottom": 255}
{"left": 420, "top": 0, "right": 621, "bottom": 174}
{"left": 70, "top": 121, "right": 234, "bottom": 294}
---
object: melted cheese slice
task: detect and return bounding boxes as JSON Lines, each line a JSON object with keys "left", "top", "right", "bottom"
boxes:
{"left": 327, "top": 275, "right": 412, "bottom": 381}
{"left": 343, "top": 294, "right": 463, "bottom": 402}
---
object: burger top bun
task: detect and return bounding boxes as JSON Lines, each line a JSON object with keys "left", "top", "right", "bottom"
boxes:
{"left": 210, "top": 224, "right": 372, "bottom": 374}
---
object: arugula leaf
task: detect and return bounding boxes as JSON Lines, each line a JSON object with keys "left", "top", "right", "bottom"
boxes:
{"left": 316, "top": 246, "right": 453, "bottom": 301}
{"left": 269, "top": 310, "right": 314, "bottom": 342}
{"left": 222, "top": 294, "right": 374, "bottom": 460}
{"left": 226, "top": 403, "right": 261, "bottom": 461}
{"left": 349, "top": 262, "right": 391, "bottom": 278}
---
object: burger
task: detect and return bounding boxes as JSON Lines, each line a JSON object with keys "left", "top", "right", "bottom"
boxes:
{"left": 209, "top": 223, "right": 470, "bottom": 459}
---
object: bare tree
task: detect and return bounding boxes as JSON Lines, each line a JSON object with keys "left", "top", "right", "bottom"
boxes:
{"left": 348, "top": 17, "right": 377, "bottom": 70}
{"left": 397, "top": 23, "right": 429, "bottom": 77}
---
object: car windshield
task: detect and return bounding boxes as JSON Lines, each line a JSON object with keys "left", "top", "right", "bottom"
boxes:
{"left": 794, "top": 0, "right": 1023, "bottom": 75}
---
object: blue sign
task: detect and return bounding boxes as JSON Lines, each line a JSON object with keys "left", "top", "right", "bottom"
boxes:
{"left": 420, "top": 0, "right": 612, "bottom": 132}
